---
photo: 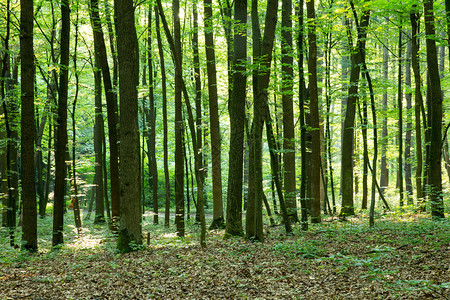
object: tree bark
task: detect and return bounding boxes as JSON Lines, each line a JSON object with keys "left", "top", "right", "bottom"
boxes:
{"left": 91, "top": 0, "right": 120, "bottom": 225}
{"left": 154, "top": 5, "right": 171, "bottom": 228}
{"left": 423, "top": 0, "right": 445, "bottom": 219}
{"left": 115, "top": 0, "right": 143, "bottom": 251}
{"left": 171, "top": 0, "right": 185, "bottom": 237}
{"left": 52, "top": 0, "right": 70, "bottom": 246}
{"left": 405, "top": 33, "right": 413, "bottom": 204}
{"left": 282, "top": 0, "right": 298, "bottom": 223}
{"left": 397, "top": 27, "right": 404, "bottom": 207}
{"left": 225, "top": 0, "right": 247, "bottom": 237}
{"left": 410, "top": 11, "right": 424, "bottom": 207}
{"left": 340, "top": 5, "right": 370, "bottom": 217}
{"left": 20, "top": 0, "right": 37, "bottom": 251}
{"left": 204, "top": 0, "right": 224, "bottom": 230}
{"left": 307, "top": 0, "right": 321, "bottom": 223}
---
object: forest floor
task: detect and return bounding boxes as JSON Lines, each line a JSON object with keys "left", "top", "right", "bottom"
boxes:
{"left": 0, "top": 210, "right": 449, "bottom": 299}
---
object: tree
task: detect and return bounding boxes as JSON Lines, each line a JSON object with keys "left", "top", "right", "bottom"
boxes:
{"left": 204, "top": 0, "right": 225, "bottom": 230}
{"left": 397, "top": 27, "right": 404, "bottom": 207}
{"left": 146, "top": 6, "right": 158, "bottom": 225}
{"left": 90, "top": 0, "right": 120, "bottom": 225}
{"left": 379, "top": 34, "right": 389, "bottom": 195}
{"left": 53, "top": 0, "right": 70, "bottom": 247}
{"left": 282, "top": 0, "right": 298, "bottom": 223}
{"left": 154, "top": 4, "right": 171, "bottom": 228}
{"left": 340, "top": 4, "right": 370, "bottom": 217}
{"left": 297, "top": 0, "right": 308, "bottom": 230}
{"left": 307, "top": 0, "right": 321, "bottom": 223}
{"left": 93, "top": 56, "right": 105, "bottom": 224}
{"left": 20, "top": 0, "right": 37, "bottom": 251}
{"left": 423, "top": 0, "right": 445, "bottom": 219}
{"left": 225, "top": 0, "right": 247, "bottom": 238}
{"left": 115, "top": 0, "right": 142, "bottom": 252}
{"left": 410, "top": 10, "right": 424, "bottom": 206}
{"left": 172, "top": 0, "right": 185, "bottom": 237}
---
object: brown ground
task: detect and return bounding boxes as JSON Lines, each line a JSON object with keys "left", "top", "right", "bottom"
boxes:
{"left": 1, "top": 214, "right": 449, "bottom": 299}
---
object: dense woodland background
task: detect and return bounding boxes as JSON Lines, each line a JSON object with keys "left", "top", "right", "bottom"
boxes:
{"left": 0, "top": 0, "right": 449, "bottom": 253}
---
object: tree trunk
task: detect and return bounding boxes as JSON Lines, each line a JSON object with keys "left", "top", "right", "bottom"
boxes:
{"left": 154, "top": 5, "right": 171, "bottom": 228}
{"left": 52, "top": 0, "right": 70, "bottom": 246}
{"left": 115, "top": 0, "right": 143, "bottom": 252}
{"left": 93, "top": 58, "right": 105, "bottom": 224}
{"left": 147, "top": 6, "right": 158, "bottom": 225}
{"left": 172, "top": 0, "right": 185, "bottom": 237}
{"left": 397, "top": 27, "right": 404, "bottom": 207}
{"left": 282, "top": 0, "right": 298, "bottom": 223}
{"left": 307, "top": 0, "right": 321, "bottom": 223}
{"left": 20, "top": 0, "right": 37, "bottom": 251}
{"left": 405, "top": 33, "right": 413, "bottom": 204}
{"left": 225, "top": 0, "right": 247, "bottom": 237}
{"left": 340, "top": 6, "right": 370, "bottom": 217}
{"left": 423, "top": 0, "right": 445, "bottom": 219}
{"left": 410, "top": 11, "right": 424, "bottom": 207}
{"left": 297, "top": 0, "right": 308, "bottom": 230}
{"left": 91, "top": 0, "right": 120, "bottom": 225}
{"left": 204, "top": 0, "right": 224, "bottom": 230}
{"left": 379, "top": 34, "right": 389, "bottom": 194}
{"left": 71, "top": 9, "right": 82, "bottom": 231}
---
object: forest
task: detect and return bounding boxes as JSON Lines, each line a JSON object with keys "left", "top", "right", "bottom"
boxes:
{"left": 0, "top": 0, "right": 449, "bottom": 298}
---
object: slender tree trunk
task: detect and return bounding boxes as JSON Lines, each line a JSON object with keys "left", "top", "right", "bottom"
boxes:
{"left": 297, "top": 0, "right": 308, "bottom": 230}
{"left": 307, "top": 0, "right": 321, "bottom": 223}
{"left": 93, "top": 58, "right": 105, "bottom": 224}
{"left": 340, "top": 5, "right": 370, "bottom": 217}
{"left": 380, "top": 35, "right": 389, "bottom": 194}
{"left": 410, "top": 11, "right": 424, "bottom": 207}
{"left": 397, "top": 27, "right": 404, "bottom": 207}
{"left": 204, "top": 0, "right": 224, "bottom": 230}
{"left": 53, "top": 0, "right": 70, "bottom": 246}
{"left": 147, "top": 6, "right": 158, "bottom": 225}
{"left": 21, "top": 0, "right": 37, "bottom": 251}
{"left": 71, "top": 9, "right": 82, "bottom": 231}
{"left": 154, "top": 5, "right": 171, "bottom": 228}
{"left": 405, "top": 33, "right": 413, "bottom": 204}
{"left": 360, "top": 96, "right": 368, "bottom": 210}
{"left": 172, "top": 0, "right": 185, "bottom": 237}
{"left": 91, "top": 0, "right": 120, "bottom": 225}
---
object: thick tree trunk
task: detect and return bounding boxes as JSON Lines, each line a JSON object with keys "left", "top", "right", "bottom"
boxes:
{"left": 423, "top": 0, "right": 445, "bottom": 219}
{"left": 282, "top": 0, "right": 298, "bottom": 223}
{"left": 115, "top": 0, "right": 143, "bottom": 251}
{"left": 225, "top": 0, "right": 247, "bottom": 237}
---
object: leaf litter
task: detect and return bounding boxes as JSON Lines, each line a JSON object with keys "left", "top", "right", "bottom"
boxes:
{"left": 0, "top": 213, "right": 449, "bottom": 299}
